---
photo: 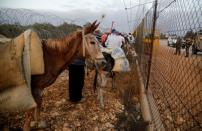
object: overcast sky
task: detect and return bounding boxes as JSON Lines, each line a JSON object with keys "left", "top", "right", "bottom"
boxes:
{"left": 0, "top": 0, "right": 152, "bottom": 33}
{"left": 0, "top": 0, "right": 125, "bottom": 12}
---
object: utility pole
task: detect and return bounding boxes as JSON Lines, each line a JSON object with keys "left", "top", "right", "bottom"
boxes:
{"left": 146, "top": 0, "right": 158, "bottom": 90}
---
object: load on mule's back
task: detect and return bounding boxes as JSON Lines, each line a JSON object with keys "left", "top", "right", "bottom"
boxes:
{"left": 102, "top": 29, "right": 130, "bottom": 72}
{"left": 0, "top": 29, "right": 44, "bottom": 112}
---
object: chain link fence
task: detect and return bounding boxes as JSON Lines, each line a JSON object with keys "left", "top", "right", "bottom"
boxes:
{"left": 133, "top": 0, "right": 202, "bottom": 130}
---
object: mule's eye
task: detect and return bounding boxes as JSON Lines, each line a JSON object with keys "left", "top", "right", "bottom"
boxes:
{"left": 90, "top": 41, "right": 96, "bottom": 45}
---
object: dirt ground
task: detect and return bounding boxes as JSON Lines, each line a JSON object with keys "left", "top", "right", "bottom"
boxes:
{"left": 2, "top": 59, "right": 146, "bottom": 131}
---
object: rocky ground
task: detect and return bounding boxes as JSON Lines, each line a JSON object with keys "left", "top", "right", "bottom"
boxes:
{"left": 3, "top": 61, "right": 147, "bottom": 131}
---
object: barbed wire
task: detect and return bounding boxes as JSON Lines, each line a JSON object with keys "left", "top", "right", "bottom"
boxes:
{"left": 125, "top": 0, "right": 155, "bottom": 10}
{"left": 0, "top": 8, "right": 70, "bottom": 26}
{"left": 158, "top": 0, "right": 176, "bottom": 15}
{"left": 0, "top": 8, "right": 82, "bottom": 39}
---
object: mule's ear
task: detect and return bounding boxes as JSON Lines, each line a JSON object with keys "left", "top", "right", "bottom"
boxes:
{"left": 92, "top": 22, "right": 100, "bottom": 32}
{"left": 91, "top": 20, "right": 97, "bottom": 27}
{"left": 84, "top": 20, "right": 99, "bottom": 34}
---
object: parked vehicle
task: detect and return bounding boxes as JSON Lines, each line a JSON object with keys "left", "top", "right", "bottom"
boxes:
{"left": 167, "top": 35, "right": 177, "bottom": 47}
{"left": 192, "top": 30, "right": 202, "bottom": 54}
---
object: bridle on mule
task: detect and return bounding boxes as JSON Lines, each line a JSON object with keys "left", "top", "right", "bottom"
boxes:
{"left": 82, "top": 29, "right": 86, "bottom": 57}
{"left": 82, "top": 29, "right": 94, "bottom": 59}
{"left": 82, "top": 29, "right": 98, "bottom": 71}
{"left": 82, "top": 29, "right": 99, "bottom": 61}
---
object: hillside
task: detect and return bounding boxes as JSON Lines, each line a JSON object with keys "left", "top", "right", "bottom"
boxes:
{"left": 0, "top": 22, "right": 80, "bottom": 38}
{"left": 0, "top": 8, "right": 68, "bottom": 26}
{"left": 0, "top": 8, "right": 82, "bottom": 38}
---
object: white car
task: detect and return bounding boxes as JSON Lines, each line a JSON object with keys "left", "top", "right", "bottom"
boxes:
{"left": 167, "top": 36, "right": 177, "bottom": 47}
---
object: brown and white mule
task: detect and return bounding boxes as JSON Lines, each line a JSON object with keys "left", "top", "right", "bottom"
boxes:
{"left": 23, "top": 21, "right": 103, "bottom": 131}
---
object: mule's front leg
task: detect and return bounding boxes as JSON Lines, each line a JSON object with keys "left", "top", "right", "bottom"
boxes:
{"left": 23, "top": 109, "right": 34, "bottom": 131}
{"left": 97, "top": 87, "right": 104, "bottom": 108}
{"left": 111, "top": 72, "right": 116, "bottom": 89}
{"left": 32, "top": 89, "right": 47, "bottom": 129}
{"left": 34, "top": 106, "right": 47, "bottom": 129}
{"left": 0, "top": 113, "right": 9, "bottom": 131}
{"left": 97, "top": 72, "right": 108, "bottom": 109}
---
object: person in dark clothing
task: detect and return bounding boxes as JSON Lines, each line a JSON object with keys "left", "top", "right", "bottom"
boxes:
{"left": 184, "top": 30, "right": 195, "bottom": 57}
{"left": 185, "top": 38, "right": 193, "bottom": 57}
{"left": 68, "top": 57, "right": 85, "bottom": 103}
{"left": 175, "top": 37, "right": 182, "bottom": 55}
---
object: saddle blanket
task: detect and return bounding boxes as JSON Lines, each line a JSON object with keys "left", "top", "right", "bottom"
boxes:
{"left": 100, "top": 46, "right": 130, "bottom": 72}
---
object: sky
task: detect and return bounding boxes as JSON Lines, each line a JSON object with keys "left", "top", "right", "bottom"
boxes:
{"left": 0, "top": 0, "right": 125, "bottom": 12}
{"left": 0, "top": 0, "right": 152, "bottom": 33}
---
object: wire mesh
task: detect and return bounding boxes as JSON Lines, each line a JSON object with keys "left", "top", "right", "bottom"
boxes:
{"left": 134, "top": 0, "right": 202, "bottom": 130}
{"left": 134, "top": 6, "right": 154, "bottom": 87}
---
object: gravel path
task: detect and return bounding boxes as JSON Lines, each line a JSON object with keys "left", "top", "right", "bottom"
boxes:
{"left": 5, "top": 61, "right": 144, "bottom": 131}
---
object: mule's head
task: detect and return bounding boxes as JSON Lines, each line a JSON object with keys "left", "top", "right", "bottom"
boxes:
{"left": 82, "top": 33, "right": 104, "bottom": 59}
{"left": 77, "top": 20, "right": 106, "bottom": 67}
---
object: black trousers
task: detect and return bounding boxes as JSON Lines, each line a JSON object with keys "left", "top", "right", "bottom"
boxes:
{"left": 102, "top": 52, "right": 115, "bottom": 72}
{"left": 68, "top": 64, "right": 85, "bottom": 102}
{"left": 175, "top": 47, "right": 181, "bottom": 55}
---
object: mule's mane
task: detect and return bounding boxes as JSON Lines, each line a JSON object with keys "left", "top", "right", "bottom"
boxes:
{"left": 44, "top": 30, "right": 81, "bottom": 53}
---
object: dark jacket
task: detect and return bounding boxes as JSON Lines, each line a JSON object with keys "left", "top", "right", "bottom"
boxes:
{"left": 70, "top": 57, "right": 85, "bottom": 65}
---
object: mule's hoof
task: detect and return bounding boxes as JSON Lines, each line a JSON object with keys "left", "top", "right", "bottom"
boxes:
{"left": 3, "top": 127, "right": 9, "bottom": 131}
{"left": 38, "top": 121, "right": 47, "bottom": 129}
{"left": 30, "top": 121, "right": 37, "bottom": 128}
{"left": 100, "top": 104, "right": 105, "bottom": 109}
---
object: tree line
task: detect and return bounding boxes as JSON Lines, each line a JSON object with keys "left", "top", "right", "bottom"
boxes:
{"left": 0, "top": 22, "right": 81, "bottom": 39}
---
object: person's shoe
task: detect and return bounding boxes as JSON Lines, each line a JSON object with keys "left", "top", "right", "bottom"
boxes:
{"left": 80, "top": 97, "right": 86, "bottom": 103}
{"left": 69, "top": 97, "right": 86, "bottom": 104}
{"left": 69, "top": 99, "right": 81, "bottom": 104}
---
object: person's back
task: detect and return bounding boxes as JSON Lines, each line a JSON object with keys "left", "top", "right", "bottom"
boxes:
{"left": 176, "top": 37, "right": 182, "bottom": 47}
{"left": 119, "top": 34, "right": 125, "bottom": 45}
{"left": 175, "top": 37, "right": 181, "bottom": 55}
{"left": 105, "top": 33, "right": 123, "bottom": 49}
